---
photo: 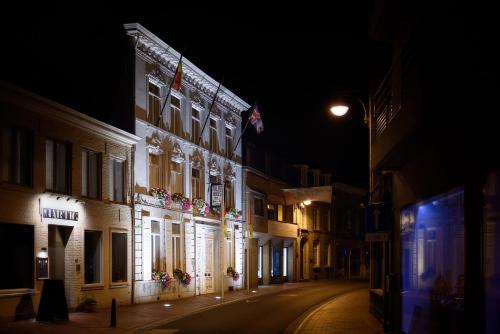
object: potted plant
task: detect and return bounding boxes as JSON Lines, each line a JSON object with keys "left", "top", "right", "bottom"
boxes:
{"left": 83, "top": 297, "right": 97, "bottom": 313}
{"left": 226, "top": 267, "right": 240, "bottom": 291}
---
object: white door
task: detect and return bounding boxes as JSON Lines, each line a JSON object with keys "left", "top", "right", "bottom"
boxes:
{"left": 203, "top": 231, "right": 215, "bottom": 293}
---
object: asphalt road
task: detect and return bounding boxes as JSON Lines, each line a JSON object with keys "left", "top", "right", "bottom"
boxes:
{"left": 157, "top": 280, "right": 368, "bottom": 333}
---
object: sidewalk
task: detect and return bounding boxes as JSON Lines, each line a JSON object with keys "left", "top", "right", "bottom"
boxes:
{"left": 291, "top": 289, "right": 383, "bottom": 334}
{"left": 0, "top": 281, "right": 319, "bottom": 334}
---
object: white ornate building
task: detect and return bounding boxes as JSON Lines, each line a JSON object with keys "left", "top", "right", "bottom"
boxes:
{"left": 124, "top": 23, "right": 250, "bottom": 303}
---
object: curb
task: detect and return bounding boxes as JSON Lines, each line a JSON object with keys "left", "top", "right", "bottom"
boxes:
{"left": 283, "top": 288, "right": 366, "bottom": 334}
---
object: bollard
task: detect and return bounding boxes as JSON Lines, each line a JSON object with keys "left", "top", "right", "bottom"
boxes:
{"left": 110, "top": 298, "right": 116, "bottom": 327}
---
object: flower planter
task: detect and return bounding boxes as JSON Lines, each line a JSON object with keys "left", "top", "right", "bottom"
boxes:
{"left": 225, "top": 276, "right": 234, "bottom": 291}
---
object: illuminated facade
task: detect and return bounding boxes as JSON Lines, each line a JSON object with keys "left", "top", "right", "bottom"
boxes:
{"left": 0, "top": 83, "right": 139, "bottom": 319}
{"left": 124, "top": 23, "right": 249, "bottom": 302}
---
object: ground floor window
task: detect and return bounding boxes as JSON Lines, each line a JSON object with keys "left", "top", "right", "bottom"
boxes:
{"left": 172, "top": 223, "right": 181, "bottom": 270}
{"left": 400, "top": 188, "right": 464, "bottom": 334}
{"left": 0, "top": 223, "right": 33, "bottom": 289}
{"left": 111, "top": 231, "right": 127, "bottom": 283}
{"left": 283, "top": 247, "right": 288, "bottom": 277}
{"left": 84, "top": 230, "right": 102, "bottom": 284}
{"left": 258, "top": 246, "right": 263, "bottom": 279}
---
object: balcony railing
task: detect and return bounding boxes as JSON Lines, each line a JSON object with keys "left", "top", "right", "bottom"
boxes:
{"left": 372, "top": 68, "right": 401, "bottom": 140}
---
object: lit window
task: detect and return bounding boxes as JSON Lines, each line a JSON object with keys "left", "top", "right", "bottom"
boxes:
{"left": 149, "top": 154, "right": 161, "bottom": 189}
{"left": 313, "top": 243, "right": 320, "bottom": 267}
{"left": 192, "top": 168, "right": 201, "bottom": 199}
{"left": 148, "top": 82, "right": 161, "bottom": 126}
{"left": 283, "top": 247, "right": 288, "bottom": 277}
{"left": 225, "top": 127, "right": 233, "bottom": 158}
{"left": 171, "top": 95, "right": 182, "bottom": 136}
{"left": 151, "top": 221, "right": 165, "bottom": 272}
{"left": 170, "top": 161, "right": 183, "bottom": 194}
{"left": 172, "top": 223, "right": 181, "bottom": 270}
{"left": 209, "top": 118, "right": 218, "bottom": 152}
{"left": 192, "top": 108, "right": 201, "bottom": 143}
{"left": 258, "top": 246, "right": 263, "bottom": 279}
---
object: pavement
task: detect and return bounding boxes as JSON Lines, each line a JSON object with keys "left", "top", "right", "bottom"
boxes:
{"left": 0, "top": 280, "right": 382, "bottom": 334}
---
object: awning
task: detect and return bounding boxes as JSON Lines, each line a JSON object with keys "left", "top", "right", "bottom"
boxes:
{"left": 282, "top": 186, "right": 332, "bottom": 205}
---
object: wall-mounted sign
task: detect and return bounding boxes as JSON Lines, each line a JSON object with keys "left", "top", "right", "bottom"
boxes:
{"left": 211, "top": 184, "right": 222, "bottom": 208}
{"left": 43, "top": 208, "right": 78, "bottom": 221}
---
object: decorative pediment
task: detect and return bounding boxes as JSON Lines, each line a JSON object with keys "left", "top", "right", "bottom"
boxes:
{"left": 146, "top": 131, "right": 164, "bottom": 155}
{"left": 190, "top": 149, "right": 204, "bottom": 169}
{"left": 224, "top": 112, "right": 236, "bottom": 129}
{"left": 224, "top": 163, "right": 236, "bottom": 182}
{"left": 208, "top": 157, "right": 221, "bottom": 176}
{"left": 210, "top": 105, "right": 222, "bottom": 120}
{"left": 190, "top": 89, "right": 204, "bottom": 110}
{"left": 171, "top": 142, "right": 185, "bottom": 163}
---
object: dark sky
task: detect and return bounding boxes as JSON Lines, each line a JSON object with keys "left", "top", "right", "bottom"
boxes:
{"left": 2, "top": 7, "right": 377, "bottom": 188}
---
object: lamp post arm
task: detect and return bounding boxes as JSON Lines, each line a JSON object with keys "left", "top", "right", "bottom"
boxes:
{"left": 354, "top": 97, "right": 369, "bottom": 124}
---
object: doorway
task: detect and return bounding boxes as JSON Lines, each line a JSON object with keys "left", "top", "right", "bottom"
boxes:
{"left": 300, "top": 238, "right": 307, "bottom": 280}
{"left": 202, "top": 229, "right": 215, "bottom": 294}
{"left": 48, "top": 225, "right": 73, "bottom": 280}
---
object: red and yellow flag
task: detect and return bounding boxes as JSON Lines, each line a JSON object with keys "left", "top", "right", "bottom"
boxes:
{"left": 173, "top": 60, "right": 183, "bottom": 91}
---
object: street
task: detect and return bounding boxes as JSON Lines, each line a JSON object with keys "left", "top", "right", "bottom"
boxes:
{"left": 154, "top": 281, "right": 368, "bottom": 334}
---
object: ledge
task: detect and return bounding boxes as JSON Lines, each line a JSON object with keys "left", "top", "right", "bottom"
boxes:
{"left": 0, "top": 289, "right": 37, "bottom": 298}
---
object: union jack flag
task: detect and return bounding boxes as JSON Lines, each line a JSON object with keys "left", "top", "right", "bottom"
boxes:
{"left": 249, "top": 106, "right": 264, "bottom": 134}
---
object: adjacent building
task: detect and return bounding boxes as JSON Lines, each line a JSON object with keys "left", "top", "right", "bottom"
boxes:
{"left": 0, "top": 82, "right": 139, "bottom": 320}
{"left": 124, "top": 23, "right": 250, "bottom": 303}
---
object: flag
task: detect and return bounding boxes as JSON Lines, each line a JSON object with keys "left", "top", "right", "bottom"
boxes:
{"left": 173, "top": 60, "right": 183, "bottom": 91}
{"left": 249, "top": 105, "right": 264, "bottom": 134}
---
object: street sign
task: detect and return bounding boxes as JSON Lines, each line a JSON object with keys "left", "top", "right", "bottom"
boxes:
{"left": 365, "top": 203, "right": 390, "bottom": 233}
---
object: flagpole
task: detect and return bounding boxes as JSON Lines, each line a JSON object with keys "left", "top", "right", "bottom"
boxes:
{"left": 157, "top": 55, "right": 183, "bottom": 127}
{"left": 197, "top": 82, "right": 222, "bottom": 146}
{"left": 229, "top": 105, "right": 254, "bottom": 161}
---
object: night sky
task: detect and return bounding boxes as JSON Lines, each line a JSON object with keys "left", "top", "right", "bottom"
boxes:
{"left": 2, "top": 7, "right": 382, "bottom": 189}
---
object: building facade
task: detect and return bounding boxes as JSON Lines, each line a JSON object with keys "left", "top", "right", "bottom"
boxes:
{"left": 125, "top": 23, "right": 250, "bottom": 303}
{"left": 0, "top": 83, "right": 139, "bottom": 320}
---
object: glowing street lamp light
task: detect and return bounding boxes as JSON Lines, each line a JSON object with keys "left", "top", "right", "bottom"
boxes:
{"left": 330, "top": 105, "right": 349, "bottom": 117}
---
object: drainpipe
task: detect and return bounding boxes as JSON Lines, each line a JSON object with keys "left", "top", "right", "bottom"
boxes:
{"left": 131, "top": 144, "right": 136, "bottom": 304}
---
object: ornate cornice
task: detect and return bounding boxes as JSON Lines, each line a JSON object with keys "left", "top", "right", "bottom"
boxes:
{"left": 125, "top": 23, "right": 250, "bottom": 118}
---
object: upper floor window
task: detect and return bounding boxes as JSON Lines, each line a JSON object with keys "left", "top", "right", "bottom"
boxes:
{"left": 171, "top": 95, "right": 182, "bottom": 136}
{"left": 191, "top": 168, "right": 201, "bottom": 199}
{"left": 254, "top": 198, "right": 264, "bottom": 216}
{"left": 1, "top": 127, "right": 33, "bottom": 187}
{"left": 148, "top": 82, "right": 161, "bottom": 126}
{"left": 192, "top": 108, "right": 201, "bottom": 143}
{"left": 45, "top": 139, "right": 71, "bottom": 194}
{"left": 110, "top": 159, "right": 125, "bottom": 203}
{"left": 313, "top": 243, "right": 320, "bottom": 267}
{"left": 149, "top": 154, "right": 162, "bottom": 189}
{"left": 81, "top": 149, "right": 101, "bottom": 199}
{"left": 284, "top": 205, "right": 293, "bottom": 223}
{"left": 267, "top": 203, "right": 276, "bottom": 220}
{"left": 209, "top": 118, "right": 218, "bottom": 152}
{"left": 170, "top": 161, "right": 183, "bottom": 194}
{"left": 277, "top": 204, "right": 284, "bottom": 222}
{"left": 225, "top": 181, "right": 235, "bottom": 209}
{"left": 313, "top": 208, "right": 321, "bottom": 230}
{"left": 225, "top": 127, "right": 233, "bottom": 158}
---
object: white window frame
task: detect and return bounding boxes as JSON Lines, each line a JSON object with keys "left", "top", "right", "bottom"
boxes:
{"left": 191, "top": 107, "right": 201, "bottom": 143}
{"left": 148, "top": 81, "right": 161, "bottom": 126}
{"left": 170, "top": 95, "right": 182, "bottom": 136}
{"left": 209, "top": 118, "right": 218, "bottom": 152}
{"left": 172, "top": 223, "right": 182, "bottom": 271}
{"left": 225, "top": 127, "right": 233, "bottom": 158}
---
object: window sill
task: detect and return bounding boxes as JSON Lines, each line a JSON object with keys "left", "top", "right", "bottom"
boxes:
{"left": 0, "top": 289, "right": 37, "bottom": 298}
{"left": 109, "top": 283, "right": 129, "bottom": 289}
{"left": 81, "top": 284, "right": 104, "bottom": 291}
{"left": 0, "top": 182, "right": 35, "bottom": 193}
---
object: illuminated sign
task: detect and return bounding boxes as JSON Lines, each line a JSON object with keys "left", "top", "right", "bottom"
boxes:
{"left": 42, "top": 208, "right": 79, "bottom": 221}
{"left": 211, "top": 184, "right": 222, "bottom": 208}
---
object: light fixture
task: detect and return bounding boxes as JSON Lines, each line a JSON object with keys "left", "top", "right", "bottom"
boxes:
{"left": 330, "top": 105, "right": 349, "bottom": 116}
{"left": 37, "top": 247, "right": 48, "bottom": 258}
{"left": 251, "top": 290, "right": 257, "bottom": 293}
{"left": 215, "top": 296, "right": 221, "bottom": 299}
{"left": 303, "top": 200, "right": 311, "bottom": 206}
{"left": 163, "top": 304, "right": 171, "bottom": 307}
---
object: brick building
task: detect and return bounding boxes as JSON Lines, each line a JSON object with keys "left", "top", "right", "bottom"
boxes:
{"left": 0, "top": 83, "right": 139, "bottom": 320}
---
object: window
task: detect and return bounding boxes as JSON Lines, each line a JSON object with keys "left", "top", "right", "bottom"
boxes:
{"left": 0, "top": 223, "right": 33, "bottom": 289}
{"left": 149, "top": 154, "right": 161, "bottom": 189}
{"left": 1, "top": 127, "right": 33, "bottom": 186}
{"left": 191, "top": 108, "right": 201, "bottom": 143}
{"left": 209, "top": 118, "right": 218, "bottom": 152}
{"left": 277, "top": 205, "right": 284, "bottom": 222}
{"left": 225, "top": 181, "right": 234, "bottom": 209}
{"left": 283, "top": 247, "right": 288, "bottom": 277}
{"left": 284, "top": 205, "right": 293, "bottom": 223}
{"left": 327, "top": 242, "right": 332, "bottom": 266}
{"left": 81, "top": 149, "right": 101, "bottom": 199}
{"left": 171, "top": 95, "right": 182, "bottom": 136}
{"left": 191, "top": 168, "right": 201, "bottom": 199}
{"left": 258, "top": 246, "right": 263, "bottom": 279}
{"left": 313, "top": 208, "right": 320, "bottom": 230}
{"left": 226, "top": 231, "right": 233, "bottom": 269}
{"left": 110, "top": 159, "right": 125, "bottom": 203}
{"left": 400, "top": 188, "right": 464, "bottom": 334}
{"left": 84, "top": 230, "right": 102, "bottom": 284}
{"left": 313, "top": 243, "right": 320, "bottom": 267}
{"left": 254, "top": 198, "right": 264, "bottom": 216}
{"left": 170, "top": 161, "right": 183, "bottom": 194}
{"left": 172, "top": 223, "right": 181, "bottom": 270}
{"left": 111, "top": 231, "right": 127, "bottom": 283}
{"left": 148, "top": 82, "right": 161, "bottom": 126}
{"left": 46, "top": 139, "right": 71, "bottom": 194}
{"left": 267, "top": 204, "right": 276, "bottom": 220}
{"left": 151, "top": 221, "right": 165, "bottom": 272}
{"left": 225, "top": 127, "right": 233, "bottom": 158}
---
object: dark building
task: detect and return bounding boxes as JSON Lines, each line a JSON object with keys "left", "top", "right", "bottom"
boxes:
{"left": 367, "top": 1, "right": 497, "bottom": 333}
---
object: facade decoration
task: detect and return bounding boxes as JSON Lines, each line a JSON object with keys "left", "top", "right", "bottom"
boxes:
{"left": 171, "top": 141, "right": 185, "bottom": 163}
{"left": 190, "top": 149, "right": 204, "bottom": 169}
{"left": 208, "top": 156, "right": 221, "bottom": 176}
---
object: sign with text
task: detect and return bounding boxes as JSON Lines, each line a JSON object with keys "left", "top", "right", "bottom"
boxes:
{"left": 211, "top": 183, "right": 222, "bottom": 208}
{"left": 43, "top": 208, "right": 79, "bottom": 221}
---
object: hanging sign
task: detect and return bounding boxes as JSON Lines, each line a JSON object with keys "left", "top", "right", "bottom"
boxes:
{"left": 211, "top": 183, "right": 222, "bottom": 208}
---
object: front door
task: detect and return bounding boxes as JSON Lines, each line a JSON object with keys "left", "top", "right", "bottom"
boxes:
{"left": 203, "top": 230, "right": 215, "bottom": 293}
